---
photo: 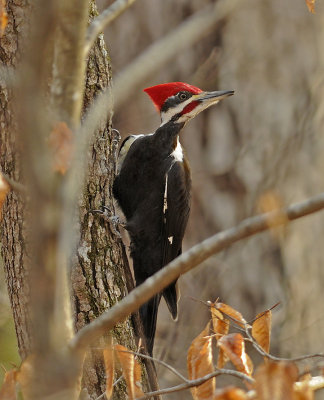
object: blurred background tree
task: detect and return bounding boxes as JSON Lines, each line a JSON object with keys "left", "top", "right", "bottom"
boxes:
{"left": 97, "top": 0, "right": 324, "bottom": 396}
{"left": 0, "top": 0, "right": 144, "bottom": 398}
{"left": 1, "top": 0, "right": 324, "bottom": 398}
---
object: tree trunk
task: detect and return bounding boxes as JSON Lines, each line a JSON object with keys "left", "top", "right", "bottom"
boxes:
{"left": 0, "top": 1, "right": 141, "bottom": 398}
{"left": 0, "top": 0, "right": 32, "bottom": 361}
{"left": 72, "top": 3, "right": 138, "bottom": 398}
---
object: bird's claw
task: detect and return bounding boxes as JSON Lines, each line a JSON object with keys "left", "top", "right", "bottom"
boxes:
{"left": 90, "top": 205, "right": 113, "bottom": 218}
{"left": 90, "top": 206, "right": 126, "bottom": 238}
{"left": 109, "top": 215, "right": 127, "bottom": 229}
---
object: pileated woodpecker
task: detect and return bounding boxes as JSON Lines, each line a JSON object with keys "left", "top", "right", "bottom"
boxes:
{"left": 113, "top": 82, "right": 234, "bottom": 355}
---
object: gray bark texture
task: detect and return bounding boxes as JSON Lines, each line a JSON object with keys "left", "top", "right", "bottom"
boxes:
{"left": 0, "top": 1, "right": 142, "bottom": 399}
{"left": 72, "top": 5, "right": 137, "bottom": 399}
{"left": 72, "top": 7, "right": 133, "bottom": 400}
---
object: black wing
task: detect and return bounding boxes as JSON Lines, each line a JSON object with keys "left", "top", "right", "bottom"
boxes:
{"left": 161, "top": 159, "right": 191, "bottom": 319}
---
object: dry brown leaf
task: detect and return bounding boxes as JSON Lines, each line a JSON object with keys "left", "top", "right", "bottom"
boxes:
{"left": 214, "top": 303, "right": 246, "bottom": 328}
{"left": 211, "top": 308, "right": 229, "bottom": 339}
{"left": 103, "top": 345, "right": 115, "bottom": 400}
{"left": 48, "top": 121, "right": 74, "bottom": 175}
{"left": 0, "top": 0, "right": 8, "bottom": 37}
{"left": 115, "top": 344, "right": 144, "bottom": 400}
{"left": 0, "top": 369, "right": 17, "bottom": 400}
{"left": 133, "top": 358, "right": 143, "bottom": 398}
{"left": 214, "top": 386, "right": 247, "bottom": 400}
{"left": 217, "top": 333, "right": 253, "bottom": 376}
{"left": 254, "top": 361, "right": 298, "bottom": 400}
{"left": 211, "top": 307, "right": 230, "bottom": 369}
{"left": 0, "top": 173, "right": 10, "bottom": 219}
{"left": 210, "top": 303, "right": 224, "bottom": 321}
{"left": 252, "top": 310, "right": 271, "bottom": 354}
{"left": 305, "top": 0, "right": 315, "bottom": 13}
{"left": 188, "top": 322, "right": 215, "bottom": 400}
{"left": 216, "top": 346, "right": 229, "bottom": 370}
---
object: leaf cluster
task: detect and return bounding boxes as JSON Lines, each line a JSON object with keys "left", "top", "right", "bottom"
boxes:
{"left": 1, "top": 301, "right": 323, "bottom": 399}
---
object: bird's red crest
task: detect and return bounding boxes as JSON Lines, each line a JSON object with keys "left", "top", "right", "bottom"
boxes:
{"left": 144, "top": 82, "right": 203, "bottom": 112}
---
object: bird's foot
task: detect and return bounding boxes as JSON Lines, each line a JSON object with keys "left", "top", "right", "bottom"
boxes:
{"left": 90, "top": 206, "right": 126, "bottom": 238}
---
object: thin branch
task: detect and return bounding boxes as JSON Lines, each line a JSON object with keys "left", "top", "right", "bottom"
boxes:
{"left": 70, "top": 191, "right": 324, "bottom": 353}
{"left": 280, "top": 353, "right": 324, "bottom": 363}
{"left": 94, "top": 376, "right": 124, "bottom": 400}
{"left": 246, "top": 302, "right": 280, "bottom": 325}
{"left": 248, "top": 333, "right": 324, "bottom": 362}
{"left": 135, "top": 368, "right": 254, "bottom": 400}
{"left": 118, "top": 349, "right": 189, "bottom": 383}
{"left": 121, "top": 244, "right": 161, "bottom": 394}
{"left": 84, "top": 0, "right": 138, "bottom": 56}
{"left": 245, "top": 323, "right": 324, "bottom": 363}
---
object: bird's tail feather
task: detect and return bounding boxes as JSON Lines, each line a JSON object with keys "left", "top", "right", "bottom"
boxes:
{"left": 162, "top": 281, "right": 179, "bottom": 320}
{"left": 139, "top": 294, "right": 161, "bottom": 355}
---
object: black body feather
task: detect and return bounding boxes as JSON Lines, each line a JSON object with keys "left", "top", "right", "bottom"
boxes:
{"left": 113, "top": 121, "right": 191, "bottom": 355}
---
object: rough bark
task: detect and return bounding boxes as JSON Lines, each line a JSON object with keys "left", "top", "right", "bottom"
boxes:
{"left": 0, "top": 1, "right": 143, "bottom": 399}
{"left": 0, "top": 0, "right": 32, "bottom": 361}
{"left": 72, "top": 6, "right": 137, "bottom": 398}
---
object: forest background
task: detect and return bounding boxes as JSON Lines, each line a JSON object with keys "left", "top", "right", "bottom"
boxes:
{"left": 0, "top": 0, "right": 323, "bottom": 399}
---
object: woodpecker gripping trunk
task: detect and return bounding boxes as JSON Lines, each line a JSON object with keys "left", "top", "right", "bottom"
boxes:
{"left": 113, "top": 82, "right": 234, "bottom": 355}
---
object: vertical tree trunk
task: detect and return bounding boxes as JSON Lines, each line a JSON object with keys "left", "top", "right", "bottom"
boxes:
{"left": 0, "top": 0, "right": 32, "bottom": 361}
{"left": 72, "top": 3, "right": 138, "bottom": 398}
{"left": 0, "top": 1, "right": 140, "bottom": 399}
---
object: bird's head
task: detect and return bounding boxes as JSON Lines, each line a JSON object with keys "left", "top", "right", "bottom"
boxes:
{"left": 144, "top": 82, "right": 234, "bottom": 125}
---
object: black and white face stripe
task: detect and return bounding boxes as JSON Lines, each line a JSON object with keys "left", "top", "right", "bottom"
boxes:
{"left": 159, "top": 89, "right": 233, "bottom": 126}
{"left": 160, "top": 91, "right": 198, "bottom": 125}
{"left": 160, "top": 91, "right": 193, "bottom": 113}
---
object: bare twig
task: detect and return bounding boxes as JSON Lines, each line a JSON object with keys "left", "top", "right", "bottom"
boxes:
{"left": 247, "top": 328, "right": 324, "bottom": 362}
{"left": 135, "top": 368, "right": 254, "bottom": 399}
{"left": 94, "top": 376, "right": 125, "bottom": 400}
{"left": 118, "top": 349, "right": 188, "bottom": 383}
{"left": 247, "top": 302, "right": 280, "bottom": 325}
{"left": 84, "top": 0, "right": 138, "bottom": 56}
{"left": 120, "top": 244, "right": 160, "bottom": 394}
{"left": 279, "top": 353, "right": 324, "bottom": 362}
{"left": 70, "top": 191, "right": 324, "bottom": 353}
{"left": 245, "top": 321, "right": 324, "bottom": 363}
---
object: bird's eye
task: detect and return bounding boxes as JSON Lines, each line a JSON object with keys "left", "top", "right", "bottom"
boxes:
{"left": 178, "top": 92, "right": 188, "bottom": 101}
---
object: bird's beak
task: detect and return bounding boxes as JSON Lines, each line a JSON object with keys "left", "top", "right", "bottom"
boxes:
{"left": 196, "top": 90, "right": 234, "bottom": 105}
{"left": 175, "top": 89, "right": 234, "bottom": 124}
